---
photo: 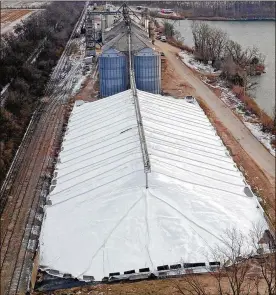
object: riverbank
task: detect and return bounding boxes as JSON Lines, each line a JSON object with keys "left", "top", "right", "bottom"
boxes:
{"left": 157, "top": 40, "right": 276, "bottom": 171}
{"left": 156, "top": 40, "right": 275, "bottom": 226}
{"left": 174, "top": 19, "right": 275, "bottom": 117}
{"left": 177, "top": 50, "right": 275, "bottom": 156}
{"left": 153, "top": 13, "right": 276, "bottom": 22}
{"left": 167, "top": 37, "right": 194, "bottom": 53}
{"left": 187, "top": 17, "right": 276, "bottom": 21}
{"left": 154, "top": 19, "right": 275, "bottom": 153}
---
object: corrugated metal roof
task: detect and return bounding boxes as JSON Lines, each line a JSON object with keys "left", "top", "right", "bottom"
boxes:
{"left": 135, "top": 47, "right": 159, "bottom": 56}
{"left": 102, "top": 20, "right": 153, "bottom": 53}
{"left": 103, "top": 32, "right": 153, "bottom": 53}
{"left": 39, "top": 90, "right": 267, "bottom": 281}
{"left": 101, "top": 48, "right": 125, "bottom": 56}
{"left": 104, "top": 21, "right": 125, "bottom": 42}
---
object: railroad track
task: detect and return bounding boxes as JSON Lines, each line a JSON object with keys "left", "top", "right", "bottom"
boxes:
{"left": 0, "top": 1, "right": 87, "bottom": 212}
{"left": 0, "top": 99, "right": 64, "bottom": 295}
{"left": 0, "top": 3, "right": 89, "bottom": 295}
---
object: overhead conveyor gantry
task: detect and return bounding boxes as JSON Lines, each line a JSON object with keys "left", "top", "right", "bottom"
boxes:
{"left": 124, "top": 3, "right": 151, "bottom": 188}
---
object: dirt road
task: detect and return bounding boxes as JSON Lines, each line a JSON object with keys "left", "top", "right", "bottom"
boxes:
{"left": 157, "top": 41, "right": 275, "bottom": 182}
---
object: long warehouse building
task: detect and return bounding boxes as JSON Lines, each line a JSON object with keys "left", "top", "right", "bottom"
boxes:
{"left": 39, "top": 89, "right": 268, "bottom": 281}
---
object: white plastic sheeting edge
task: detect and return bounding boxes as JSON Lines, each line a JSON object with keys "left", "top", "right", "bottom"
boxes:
{"left": 39, "top": 90, "right": 267, "bottom": 281}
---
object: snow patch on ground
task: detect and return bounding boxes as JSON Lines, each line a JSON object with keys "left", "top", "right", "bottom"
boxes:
{"left": 71, "top": 75, "right": 86, "bottom": 96}
{"left": 244, "top": 122, "right": 275, "bottom": 156}
{"left": 178, "top": 51, "right": 221, "bottom": 74}
{"left": 216, "top": 80, "right": 275, "bottom": 157}
{"left": 52, "top": 36, "right": 92, "bottom": 101}
{"left": 178, "top": 51, "right": 275, "bottom": 157}
{"left": 27, "top": 239, "right": 37, "bottom": 252}
{"left": 31, "top": 225, "right": 41, "bottom": 236}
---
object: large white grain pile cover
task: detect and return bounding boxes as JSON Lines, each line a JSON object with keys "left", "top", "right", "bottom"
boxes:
{"left": 40, "top": 90, "right": 267, "bottom": 280}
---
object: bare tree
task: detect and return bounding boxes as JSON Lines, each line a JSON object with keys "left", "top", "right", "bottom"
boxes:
{"left": 173, "top": 29, "right": 185, "bottom": 43}
{"left": 176, "top": 227, "right": 274, "bottom": 295}
{"left": 173, "top": 273, "right": 213, "bottom": 295}
{"left": 211, "top": 228, "right": 254, "bottom": 295}
{"left": 242, "top": 72, "right": 258, "bottom": 94}
{"left": 219, "top": 40, "right": 265, "bottom": 90}
{"left": 191, "top": 21, "right": 212, "bottom": 62}
{"left": 225, "top": 40, "right": 265, "bottom": 72}
{"left": 249, "top": 224, "right": 276, "bottom": 295}
{"left": 221, "top": 56, "right": 239, "bottom": 79}
{"left": 191, "top": 22, "right": 228, "bottom": 63}
{"left": 191, "top": 22, "right": 265, "bottom": 93}
{"left": 209, "top": 27, "right": 228, "bottom": 61}
{"left": 163, "top": 21, "right": 175, "bottom": 37}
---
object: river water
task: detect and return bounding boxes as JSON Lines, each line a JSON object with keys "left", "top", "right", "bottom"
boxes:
{"left": 173, "top": 20, "right": 275, "bottom": 117}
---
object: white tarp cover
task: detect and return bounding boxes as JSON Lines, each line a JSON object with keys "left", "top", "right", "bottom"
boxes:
{"left": 40, "top": 90, "right": 266, "bottom": 280}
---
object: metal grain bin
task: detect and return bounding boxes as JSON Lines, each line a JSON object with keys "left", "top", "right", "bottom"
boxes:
{"left": 134, "top": 48, "right": 161, "bottom": 94}
{"left": 99, "top": 48, "right": 127, "bottom": 97}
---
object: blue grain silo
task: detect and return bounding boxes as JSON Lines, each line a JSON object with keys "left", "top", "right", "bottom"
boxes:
{"left": 99, "top": 48, "right": 127, "bottom": 97}
{"left": 134, "top": 48, "right": 161, "bottom": 94}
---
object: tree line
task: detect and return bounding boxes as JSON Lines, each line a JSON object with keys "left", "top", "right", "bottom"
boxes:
{"left": 122, "top": 1, "right": 275, "bottom": 19}
{"left": 0, "top": 1, "right": 84, "bottom": 186}
{"left": 191, "top": 22, "right": 265, "bottom": 90}
{"left": 158, "top": 20, "right": 265, "bottom": 92}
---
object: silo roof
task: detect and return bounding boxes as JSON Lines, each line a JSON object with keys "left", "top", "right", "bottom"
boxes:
{"left": 135, "top": 47, "right": 160, "bottom": 56}
{"left": 101, "top": 47, "right": 125, "bottom": 56}
{"left": 104, "top": 21, "right": 125, "bottom": 42}
{"left": 102, "top": 20, "right": 154, "bottom": 53}
{"left": 103, "top": 31, "right": 153, "bottom": 53}
{"left": 39, "top": 90, "right": 267, "bottom": 281}
{"left": 104, "top": 20, "right": 143, "bottom": 42}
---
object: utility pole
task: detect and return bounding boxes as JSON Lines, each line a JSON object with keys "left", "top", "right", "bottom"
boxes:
{"left": 101, "top": 14, "right": 105, "bottom": 44}
{"left": 145, "top": 8, "right": 149, "bottom": 35}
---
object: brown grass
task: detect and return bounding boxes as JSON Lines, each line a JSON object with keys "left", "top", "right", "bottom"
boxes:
{"left": 161, "top": 57, "right": 194, "bottom": 98}
{"left": 1, "top": 9, "right": 33, "bottom": 25}
{"left": 167, "top": 37, "right": 194, "bottom": 53}
{"left": 271, "top": 137, "right": 276, "bottom": 149}
{"left": 232, "top": 86, "right": 276, "bottom": 135}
